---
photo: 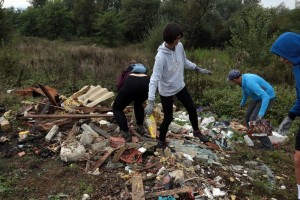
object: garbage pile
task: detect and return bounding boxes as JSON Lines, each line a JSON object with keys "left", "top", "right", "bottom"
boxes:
{"left": 0, "top": 84, "right": 288, "bottom": 200}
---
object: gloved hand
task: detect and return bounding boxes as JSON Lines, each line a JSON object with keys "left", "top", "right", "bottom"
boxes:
{"left": 194, "top": 66, "right": 212, "bottom": 74}
{"left": 145, "top": 100, "right": 155, "bottom": 115}
{"left": 255, "top": 115, "right": 262, "bottom": 123}
{"left": 278, "top": 116, "right": 294, "bottom": 136}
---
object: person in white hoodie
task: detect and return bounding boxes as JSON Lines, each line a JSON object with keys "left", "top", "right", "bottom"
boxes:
{"left": 145, "top": 22, "right": 212, "bottom": 150}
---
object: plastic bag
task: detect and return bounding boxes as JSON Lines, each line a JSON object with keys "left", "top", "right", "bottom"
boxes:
{"left": 247, "top": 119, "right": 272, "bottom": 137}
{"left": 145, "top": 114, "right": 157, "bottom": 138}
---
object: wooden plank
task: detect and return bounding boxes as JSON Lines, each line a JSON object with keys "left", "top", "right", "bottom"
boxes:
{"left": 72, "top": 106, "right": 112, "bottom": 113}
{"left": 38, "top": 84, "right": 59, "bottom": 106}
{"left": 89, "top": 123, "right": 111, "bottom": 139}
{"left": 145, "top": 187, "right": 192, "bottom": 199}
{"left": 22, "top": 113, "right": 131, "bottom": 119}
{"left": 112, "top": 144, "right": 127, "bottom": 163}
{"left": 131, "top": 172, "right": 145, "bottom": 200}
{"left": 90, "top": 147, "right": 115, "bottom": 172}
{"left": 30, "top": 101, "right": 51, "bottom": 134}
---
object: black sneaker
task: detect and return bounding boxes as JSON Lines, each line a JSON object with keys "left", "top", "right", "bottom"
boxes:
{"left": 156, "top": 140, "right": 175, "bottom": 152}
{"left": 120, "top": 131, "right": 132, "bottom": 143}
{"left": 193, "top": 130, "right": 209, "bottom": 143}
{"left": 136, "top": 125, "right": 147, "bottom": 136}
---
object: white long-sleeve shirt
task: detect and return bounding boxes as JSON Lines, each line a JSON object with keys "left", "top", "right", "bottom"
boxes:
{"left": 148, "top": 42, "right": 197, "bottom": 101}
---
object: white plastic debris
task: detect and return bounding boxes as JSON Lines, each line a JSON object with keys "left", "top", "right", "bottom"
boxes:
{"left": 280, "top": 185, "right": 286, "bottom": 189}
{"left": 82, "top": 194, "right": 90, "bottom": 200}
{"left": 169, "top": 170, "right": 184, "bottom": 183}
{"left": 204, "top": 187, "right": 214, "bottom": 199}
{"left": 183, "top": 153, "right": 194, "bottom": 161}
{"left": 60, "top": 142, "right": 86, "bottom": 162}
{"left": 125, "top": 166, "right": 133, "bottom": 174}
{"left": 200, "top": 116, "right": 215, "bottom": 127}
{"left": 212, "top": 188, "right": 226, "bottom": 197}
{"left": 87, "top": 168, "right": 101, "bottom": 175}
{"left": 244, "top": 135, "right": 254, "bottom": 146}
{"left": 157, "top": 166, "right": 166, "bottom": 175}
{"left": 269, "top": 131, "right": 287, "bottom": 144}
{"left": 138, "top": 147, "right": 147, "bottom": 153}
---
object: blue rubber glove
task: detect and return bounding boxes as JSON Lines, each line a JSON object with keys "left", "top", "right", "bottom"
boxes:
{"left": 145, "top": 100, "right": 155, "bottom": 115}
{"left": 278, "top": 116, "right": 294, "bottom": 136}
{"left": 194, "top": 66, "right": 212, "bottom": 74}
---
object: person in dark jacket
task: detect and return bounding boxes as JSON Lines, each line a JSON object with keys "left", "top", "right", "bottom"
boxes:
{"left": 270, "top": 32, "right": 300, "bottom": 200}
{"left": 113, "top": 62, "right": 150, "bottom": 142}
{"left": 227, "top": 69, "right": 276, "bottom": 149}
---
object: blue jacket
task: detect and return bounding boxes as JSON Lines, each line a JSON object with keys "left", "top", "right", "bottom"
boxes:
{"left": 271, "top": 32, "right": 300, "bottom": 117}
{"left": 240, "top": 74, "right": 275, "bottom": 117}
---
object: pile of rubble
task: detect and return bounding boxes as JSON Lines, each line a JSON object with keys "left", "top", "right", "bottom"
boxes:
{"left": 0, "top": 84, "right": 288, "bottom": 199}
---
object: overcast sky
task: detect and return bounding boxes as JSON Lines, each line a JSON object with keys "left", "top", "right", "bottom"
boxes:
{"left": 2, "top": 0, "right": 296, "bottom": 9}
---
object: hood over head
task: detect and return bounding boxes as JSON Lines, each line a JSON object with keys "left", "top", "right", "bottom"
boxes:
{"left": 270, "top": 32, "right": 300, "bottom": 65}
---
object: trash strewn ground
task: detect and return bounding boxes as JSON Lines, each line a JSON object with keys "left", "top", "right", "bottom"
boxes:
{"left": 0, "top": 85, "right": 295, "bottom": 200}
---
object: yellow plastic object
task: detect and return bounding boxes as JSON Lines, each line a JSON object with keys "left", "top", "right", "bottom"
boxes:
{"left": 19, "top": 131, "right": 29, "bottom": 141}
{"left": 145, "top": 114, "right": 157, "bottom": 138}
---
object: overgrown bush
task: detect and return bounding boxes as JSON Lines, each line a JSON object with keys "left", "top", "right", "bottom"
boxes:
{"left": 200, "top": 85, "right": 244, "bottom": 120}
{"left": 143, "top": 16, "right": 169, "bottom": 54}
{"left": 0, "top": 43, "right": 21, "bottom": 86}
{"left": 226, "top": 5, "right": 277, "bottom": 67}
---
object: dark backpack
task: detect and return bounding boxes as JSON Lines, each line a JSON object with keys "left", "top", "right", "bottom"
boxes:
{"left": 116, "top": 67, "right": 132, "bottom": 91}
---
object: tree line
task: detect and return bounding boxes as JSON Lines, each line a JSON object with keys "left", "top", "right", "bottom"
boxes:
{"left": 1, "top": 0, "right": 300, "bottom": 49}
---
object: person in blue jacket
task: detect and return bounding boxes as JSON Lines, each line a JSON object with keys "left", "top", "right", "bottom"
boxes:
{"left": 227, "top": 69, "right": 276, "bottom": 149}
{"left": 270, "top": 32, "right": 300, "bottom": 200}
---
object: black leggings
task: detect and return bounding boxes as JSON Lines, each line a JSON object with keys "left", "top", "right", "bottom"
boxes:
{"left": 112, "top": 75, "right": 149, "bottom": 132}
{"left": 296, "top": 126, "right": 300, "bottom": 151}
{"left": 159, "top": 86, "right": 199, "bottom": 141}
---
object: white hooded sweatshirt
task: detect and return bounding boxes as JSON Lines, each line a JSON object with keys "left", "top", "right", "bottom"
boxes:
{"left": 148, "top": 42, "right": 197, "bottom": 101}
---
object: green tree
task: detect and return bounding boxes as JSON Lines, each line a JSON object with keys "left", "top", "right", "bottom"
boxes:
{"left": 73, "top": 0, "right": 97, "bottom": 36}
{"left": 19, "top": 7, "right": 41, "bottom": 36}
{"left": 37, "top": 0, "right": 74, "bottom": 39}
{"left": 143, "top": 16, "right": 169, "bottom": 53}
{"left": 181, "top": 0, "right": 214, "bottom": 48}
{"left": 93, "top": 11, "right": 125, "bottom": 46}
{"left": 279, "top": 7, "right": 300, "bottom": 33}
{"left": 0, "top": 1, "right": 13, "bottom": 43}
{"left": 159, "top": 0, "right": 185, "bottom": 22}
{"left": 121, "top": 0, "right": 160, "bottom": 42}
{"left": 226, "top": 5, "right": 276, "bottom": 67}
{"left": 28, "top": 0, "right": 48, "bottom": 8}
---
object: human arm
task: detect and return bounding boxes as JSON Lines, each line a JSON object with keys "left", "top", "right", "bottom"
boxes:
{"left": 194, "top": 66, "right": 212, "bottom": 74}
{"left": 148, "top": 56, "right": 164, "bottom": 101}
{"left": 240, "top": 90, "right": 248, "bottom": 108}
{"left": 177, "top": 42, "right": 205, "bottom": 72}
{"left": 145, "top": 56, "right": 164, "bottom": 115}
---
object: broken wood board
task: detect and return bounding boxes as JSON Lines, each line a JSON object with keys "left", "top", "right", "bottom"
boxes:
{"left": 131, "top": 172, "right": 145, "bottom": 200}
{"left": 22, "top": 113, "right": 131, "bottom": 119}
{"left": 90, "top": 147, "right": 115, "bottom": 172}
{"left": 89, "top": 123, "right": 110, "bottom": 139}
{"left": 145, "top": 187, "right": 192, "bottom": 199}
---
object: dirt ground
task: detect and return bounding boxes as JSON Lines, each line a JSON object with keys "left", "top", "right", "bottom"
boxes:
{"left": 0, "top": 124, "right": 297, "bottom": 200}
{"left": 0, "top": 98, "right": 297, "bottom": 200}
